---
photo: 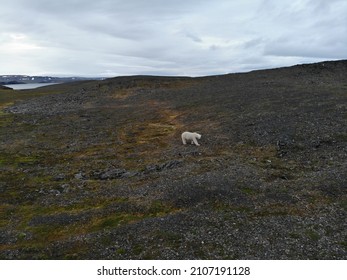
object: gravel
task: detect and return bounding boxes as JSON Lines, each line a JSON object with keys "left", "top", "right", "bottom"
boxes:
{"left": 1, "top": 60, "right": 346, "bottom": 259}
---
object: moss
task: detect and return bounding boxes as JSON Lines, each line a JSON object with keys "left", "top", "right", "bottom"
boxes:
{"left": 2, "top": 199, "right": 172, "bottom": 247}
{"left": 17, "top": 232, "right": 27, "bottom": 240}
{"left": 252, "top": 204, "right": 304, "bottom": 217}
{"left": 212, "top": 201, "right": 252, "bottom": 213}
{"left": 0, "top": 205, "right": 16, "bottom": 227}
{"left": 289, "top": 232, "right": 301, "bottom": 239}
{"left": 339, "top": 241, "right": 347, "bottom": 249}
{"left": 305, "top": 229, "right": 320, "bottom": 241}
{"left": 88, "top": 200, "right": 177, "bottom": 233}
{"left": 116, "top": 248, "right": 127, "bottom": 255}
{"left": 339, "top": 199, "right": 347, "bottom": 211}
{"left": 148, "top": 201, "right": 175, "bottom": 216}
{"left": 2, "top": 197, "right": 142, "bottom": 250}
{"left": 133, "top": 244, "right": 145, "bottom": 256}
{"left": 0, "top": 109, "right": 14, "bottom": 127}
{"left": 91, "top": 213, "right": 144, "bottom": 231}
{"left": 335, "top": 133, "right": 347, "bottom": 142}
{"left": 240, "top": 187, "right": 258, "bottom": 196}
{"left": 0, "top": 153, "right": 41, "bottom": 167}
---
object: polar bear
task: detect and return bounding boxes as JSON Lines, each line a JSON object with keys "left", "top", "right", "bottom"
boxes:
{"left": 181, "top": 131, "right": 201, "bottom": 146}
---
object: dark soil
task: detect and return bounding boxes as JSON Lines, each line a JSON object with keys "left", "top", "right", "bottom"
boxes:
{"left": 1, "top": 60, "right": 346, "bottom": 259}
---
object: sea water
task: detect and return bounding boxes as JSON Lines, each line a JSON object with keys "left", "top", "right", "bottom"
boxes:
{"left": 6, "top": 83, "right": 60, "bottom": 90}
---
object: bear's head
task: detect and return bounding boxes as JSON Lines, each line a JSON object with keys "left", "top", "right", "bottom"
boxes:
{"left": 195, "top": 133, "right": 202, "bottom": 139}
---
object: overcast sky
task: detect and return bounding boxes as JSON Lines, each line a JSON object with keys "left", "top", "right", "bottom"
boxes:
{"left": 0, "top": 0, "right": 346, "bottom": 77}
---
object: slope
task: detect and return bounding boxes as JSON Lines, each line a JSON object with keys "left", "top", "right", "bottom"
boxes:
{"left": 1, "top": 60, "right": 346, "bottom": 259}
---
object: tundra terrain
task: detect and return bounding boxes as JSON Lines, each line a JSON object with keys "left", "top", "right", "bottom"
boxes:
{"left": 1, "top": 60, "right": 346, "bottom": 259}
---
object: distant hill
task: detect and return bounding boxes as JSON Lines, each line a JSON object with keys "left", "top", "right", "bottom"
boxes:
{"left": 0, "top": 75, "right": 101, "bottom": 85}
{"left": 1, "top": 60, "right": 346, "bottom": 260}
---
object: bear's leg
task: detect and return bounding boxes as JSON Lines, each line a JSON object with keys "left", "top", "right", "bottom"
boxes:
{"left": 182, "top": 137, "right": 187, "bottom": 145}
{"left": 193, "top": 138, "right": 200, "bottom": 146}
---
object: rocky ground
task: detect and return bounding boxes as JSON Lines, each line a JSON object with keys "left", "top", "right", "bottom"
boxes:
{"left": 0, "top": 60, "right": 346, "bottom": 259}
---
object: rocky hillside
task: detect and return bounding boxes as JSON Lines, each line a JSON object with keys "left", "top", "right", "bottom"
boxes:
{"left": 0, "top": 60, "right": 346, "bottom": 259}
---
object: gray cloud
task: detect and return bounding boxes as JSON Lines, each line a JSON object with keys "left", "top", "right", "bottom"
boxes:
{"left": 0, "top": 0, "right": 346, "bottom": 77}
{"left": 260, "top": 0, "right": 347, "bottom": 59}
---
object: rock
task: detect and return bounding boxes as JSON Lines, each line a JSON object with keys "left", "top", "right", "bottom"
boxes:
{"left": 143, "top": 160, "right": 182, "bottom": 174}
{"left": 74, "top": 172, "right": 86, "bottom": 180}
{"left": 90, "top": 169, "right": 127, "bottom": 180}
{"left": 53, "top": 174, "right": 66, "bottom": 181}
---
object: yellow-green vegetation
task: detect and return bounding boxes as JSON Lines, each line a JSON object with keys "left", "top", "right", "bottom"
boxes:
{"left": 0, "top": 195, "right": 179, "bottom": 255}
{"left": 1, "top": 61, "right": 347, "bottom": 259}
{"left": 0, "top": 82, "right": 186, "bottom": 258}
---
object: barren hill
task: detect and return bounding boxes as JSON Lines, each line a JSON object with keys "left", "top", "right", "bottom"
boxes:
{"left": 1, "top": 60, "right": 346, "bottom": 259}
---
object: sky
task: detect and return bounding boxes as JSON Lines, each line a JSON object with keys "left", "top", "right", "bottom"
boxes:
{"left": 0, "top": 0, "right": 346, "bottom": 77}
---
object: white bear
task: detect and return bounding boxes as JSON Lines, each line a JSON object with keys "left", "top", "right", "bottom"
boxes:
{"left": 181, "top": 131, "right": 201, "bottom": 146}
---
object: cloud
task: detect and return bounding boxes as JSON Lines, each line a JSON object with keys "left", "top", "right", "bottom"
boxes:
{"left": 259, "top": 0, "right": 347, "bottom": 59}
{"left": 0, "top": 0, "right": 346, "bottom": 76}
